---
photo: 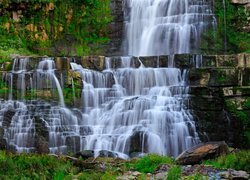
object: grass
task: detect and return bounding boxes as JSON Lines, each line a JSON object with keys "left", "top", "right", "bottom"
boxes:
{"left": 167, "top": 165, "right": 182, "bottom": 180}
{"left": 0, "top": 151, "right": 76, "bottom": 179}
{"left": 127, "top": 154, "right": 175, "bottom": 173}
{"left": 203, "top": 150, "right": 250, "bottom": 172}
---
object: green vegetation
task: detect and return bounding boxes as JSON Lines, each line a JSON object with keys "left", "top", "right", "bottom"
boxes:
{"left": 0, "top": 150, "right": 249, "bottom": 179}
{"left": 167, "top": 165, "right": 182, "bottom": 180}
{"left": 201, "top": 0, "right": 250, "bottom": 54}
{"left": 225, "top": 99, "right": 250, "bottom": 147}
{"left": 203, "top": 150, "right": 250, "bottom": 172}
{"left": 0, "top": 151, "right": 76, "bottom": 179}
{"left": 0, "top": 0, "right": 112, "bottom": 61}
{"left": 127, "top": 154, "right": 175, "bottom": 173}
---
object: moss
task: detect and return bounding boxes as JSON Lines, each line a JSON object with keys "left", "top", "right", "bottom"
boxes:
{"left": 0, "top": 0, "right": 112, "bottom": 57}
{"left": 201, "top": 0, "right": 250, "bottom": 54}
{"left": 225, "top": 99, "right": 250, "bottom": 147}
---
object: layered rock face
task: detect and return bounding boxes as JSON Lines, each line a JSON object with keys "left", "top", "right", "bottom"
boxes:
{"left": 0, "top": 54, "right": 249, "bottom": 154}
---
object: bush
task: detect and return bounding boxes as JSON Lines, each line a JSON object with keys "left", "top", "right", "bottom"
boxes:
{"left": 203, "top": 150, "right": 250, "bottom": 172}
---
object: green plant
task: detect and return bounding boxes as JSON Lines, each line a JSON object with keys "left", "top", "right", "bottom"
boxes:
{"left": 167, "top": 165, "right": 182, "bottom": 180}
{"left": 129, "top": 154, "right": 175, "bottom": 173}
{"left": 203, "top": 150, "right": 250, "bottom": 172}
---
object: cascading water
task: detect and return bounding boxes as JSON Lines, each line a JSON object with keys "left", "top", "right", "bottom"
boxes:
{"left": 70, "top": 57, "right": 200, "bottom": 157}
{"left": 124, "top": 0, "right": 216, "bottom": 56}
{"left": 0, "top": 0, "right": 216, "bottom": 158}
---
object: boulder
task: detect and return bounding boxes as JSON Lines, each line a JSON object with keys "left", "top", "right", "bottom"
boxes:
{"left": 2, "top": 109, "right": 15, "bottom": 128}
{"left": 97, "top": 150, "right": 118, "bottom": 158}
{"left": 176, "top": 141, "right": 229, "bottom": 165}
{"left": 75, "top": 150, "right": 95, "bottom": 159}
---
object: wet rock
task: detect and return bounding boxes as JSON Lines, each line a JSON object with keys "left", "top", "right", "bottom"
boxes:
{"left": 97, "top": 150, "right": 118, "bottom": 158}
{"left": 34, "top": 116, "right": 49, "bottom": 153}
{"left": 75, "top": 150, "right": 95, "bottom": 159}
{"left": 0, "top": 128, "right": 6, "bottom": 150}
{"left": 129, "top": 152, "right": 146, "bottom": 158}
{"left": 220, "top": 170, "right": 250, "bottom": 179}
{"left": 35, "top": 136, "right": 49, "bottom": 154}
{"left": 129, "top": 131, "right": 148, "bottom": 154}
{"left": 3, "top": 109, "right": 15, "bottom": 128}
{"left": 65, "top": 136, "right": 80, "bottom": 153}
{"left": 117, "top": 171, "right": 142, "bottom": 180}
{"left": 176, "top": 141, "right": 229, "bottom": 165}
{"left": 79, "top": 126, "right": 93, "bottom": 136}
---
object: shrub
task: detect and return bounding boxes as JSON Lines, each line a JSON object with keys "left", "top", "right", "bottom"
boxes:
{"left": 203, "top": 150, "right": 250, "bottom": 172}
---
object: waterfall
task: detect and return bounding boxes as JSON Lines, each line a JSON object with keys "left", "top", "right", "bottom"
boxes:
{"left": 70, "top": 57, "right": 200, "bottom": 157}
{"left": 124, "top": 0, "right": 216, "bottom": 56}
{"left": 0, "top": 0, "right": 216, "bottom": 158}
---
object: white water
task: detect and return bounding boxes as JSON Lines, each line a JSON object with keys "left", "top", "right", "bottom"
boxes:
{"left": 124, "top": 0, "right": 216, "bottom": 56}
{"left": 71, "top": 57, "right": 200, "bottom": 157}
{"left": 36, "top": 58, "right": 65, "bottom": 107}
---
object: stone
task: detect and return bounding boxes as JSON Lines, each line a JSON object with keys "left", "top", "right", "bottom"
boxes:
{"left": 65, "top": 136, "right": 81, "bottom": 153}
{"left": 220, "top": 170, "right": 250, "bottom": 179}
{"left": 75, "top": 150, "right": 95, "bottom": 159}
{"left": 176, "top": 141, "right": 229, "bottom": 165}
{"left": 97, "top": 150, "right": 118, "bottom": 158}
{"left": 231, "top": 0, "right": 250, "bottom": 5}
{"left": 230, "top": 170, "right": 249, "bottom": 179}
{"left": 3, "top": 109, "right": 15, "bottom": 128}
{"left": 129, "top": 131, "right": 148, "bottom": 154}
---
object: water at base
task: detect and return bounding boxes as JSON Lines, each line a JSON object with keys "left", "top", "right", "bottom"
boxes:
{"left": 124, "top": 0, "right": 216, "bottom": 56}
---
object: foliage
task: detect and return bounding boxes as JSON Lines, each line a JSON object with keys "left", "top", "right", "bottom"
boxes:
{"left": 201, "top": 0, "right": 250, "bottom": 54}
{"left": 0, "top": 151, "right": 76, "bottom": 179}
{"left": 128, "top": 154, "right": 175, "bottom": 173}
{"left": 167, "top": 165, "right": 182, "bottom": 180}
{"left": 203, "top": 150, "right": 250, "bottom": 172}
{"left": 225, "top": 99, "right": 250, "bottom": 147}
{"left": 0, "top": 0, "right": 112, "bottom": 59}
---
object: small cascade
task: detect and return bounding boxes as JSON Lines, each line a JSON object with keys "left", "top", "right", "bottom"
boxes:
{"left": 5, "top": 58, "right": 65, "bottom": 107}
{"left": 124, "top": 0, "right": 216, "bottom": 56}
{"left": 35, "top": 58, "right": 65, "bottom": 107}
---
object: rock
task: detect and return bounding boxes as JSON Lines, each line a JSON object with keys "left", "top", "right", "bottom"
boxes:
{"left": 129, "top": 131, "right": 148, "bottom": 154}
{"left": 0, "top": 128, "right": 6, "bottom": 150}
{"left": 2, "top": 109, "right": 15, "bottom": 128}
{"left": 75, "top": 150, "right": 95, "bottom": 159}
{"left": 129, "top": 152, "right": 146, "bottom": 158}
{"left": 231, "top": 0, "right": 250, "bottom": 5}
{"left": 117, "top": 171, "right": 142, "bottom": 180}
{"left": 154, "top": 172, "right": 166, "bottom": 180}
{"left": 65, "top": 136, "right": 81, "bottom": 153}
{"left": 97, "top": 150, "right": 118, "bottom": 158}
{"left": 230, "top": 170, "right": 250, "bottom": 179}
{"left": 176, "top": 141, "right": 229, "bottom": 165}
{"left": 34, "top": 116, "right": 49, "bottom": 154}
{"left": 220, "top": 170, "right": 250, "bottom": 179}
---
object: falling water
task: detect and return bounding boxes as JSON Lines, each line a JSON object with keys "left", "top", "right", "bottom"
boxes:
{"left": 0, "top": 0, "right": 216, "bottom": 157}
{"left": 124, "top": 0, "right": 216, "bottom": 56}
{"left": 70, "top": 57, "right": 200, "bottom": 157}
